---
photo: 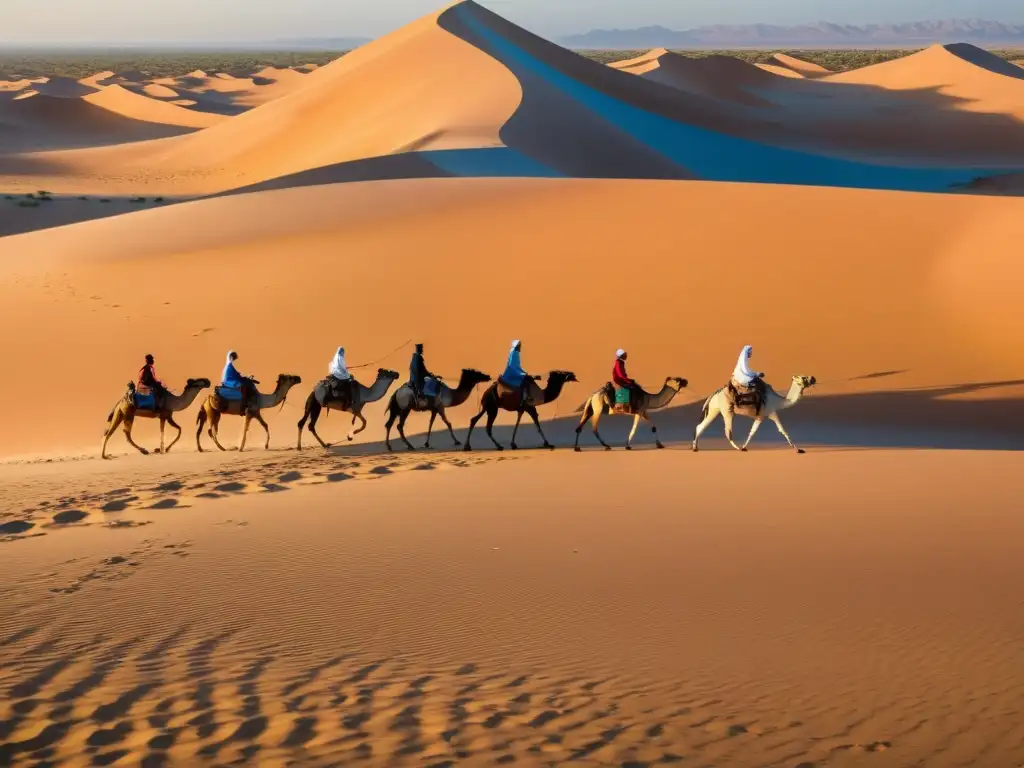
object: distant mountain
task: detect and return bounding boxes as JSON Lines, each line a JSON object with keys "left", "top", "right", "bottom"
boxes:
{"left": 559, "top": 19, "right": 1024, "bottom": 49}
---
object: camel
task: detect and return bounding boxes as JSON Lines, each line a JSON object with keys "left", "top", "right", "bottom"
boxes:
{"left": 692, "top": 375, "right": 817, "bottom": 453}
{"left": 102, "top": 378, "right": 211, "bottom": 459}
{"left": 464, "top": 370, "right": 578, "bottom": 451}
{"left": 296, "top": 368, "right": 400, "bottom": 450}
{"left": 573, "top": 376, "right": 688, "bottom": 451}
{"left": 384, "top": 369, "right": 492, "bottom": 451}
{"left": 195, "top": 374, "right": 302, "bottom": 452}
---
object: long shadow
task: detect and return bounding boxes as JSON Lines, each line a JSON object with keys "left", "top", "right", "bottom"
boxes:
{"left": 346, "top": 379, "right": 1023, "bottom": 454}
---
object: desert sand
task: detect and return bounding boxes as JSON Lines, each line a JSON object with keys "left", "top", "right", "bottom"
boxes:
{"left": 2, "top": 1, "right": 1023, "bottom": 765}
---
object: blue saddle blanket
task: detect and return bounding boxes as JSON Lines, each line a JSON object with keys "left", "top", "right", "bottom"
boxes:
{"left": 423, "top": 377, "right": 440, "bottom": 398}
{"left": 134, "top": 392, "right": 156, "bottom": 410}
{"left": 216, "top": 385, "right": 243, "bottom": 401}
{"left": 614, "top": 387, "right": 631, "bottom": 405}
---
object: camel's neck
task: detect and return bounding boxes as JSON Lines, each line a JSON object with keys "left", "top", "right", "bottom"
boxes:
{"left": 648, "top": 384, "right": 679, "bottom": 410}
{"left": 257, "top": 382, "right": 295, "bottom": 409}
{"left": 165, "top": 386, "right": 204, "bottom": 411}
{"left": 442, "top": 373, "right": 476, "bottom": 408}
{"left": 541, "top": 376, "right": 567, "bottom": 405}
{"left": 779, "top": 381, "right": 804, "bottom": 410}
{"left": 359, "top": 375, "right": 393, "bottom": 403}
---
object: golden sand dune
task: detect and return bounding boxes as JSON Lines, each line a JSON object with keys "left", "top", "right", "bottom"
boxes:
{"left": 83, "top": 85, "right": 225, "bottom": 129}
{"left": 771, "top": 52, "right": 832, "bottom": 78}
{"left": 0, "top": 89, "right": 201, "bottom": 151}
{"left": 754, "top": 62, "right": 806, "bottom": 78}
{"left": 78, "top": 70, "right": 118, "bottom": 89}
{"left": 0, "top": 79, "right": 32, "bottom": 92}
{"left": 141, "top": 82, "right": 182, "bottom": 99}
{"left": 0, "top": 177, "right": 1021, "bottom": 457}
{"left": 827, "top": 43, "right": 1024, "bottom": 118}
{"left": 611, "top": 49, "right": 775, "bottom": 106}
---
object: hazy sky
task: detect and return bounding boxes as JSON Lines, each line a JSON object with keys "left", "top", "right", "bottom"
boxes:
{"left": 4, "top": 0, "right": 1024, "bottom": 44}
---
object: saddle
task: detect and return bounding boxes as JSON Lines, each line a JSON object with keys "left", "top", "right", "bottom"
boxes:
{"left": 322, "top": 376, "right": 357, "bottom": 409}
{"left": 496, "top": 376, "right": 537, "bottom": 408}
{"left": 215, "top": 386, "right": 244, "bottom": 402}
{"left": 727, "top": 379, "right": 766, "bottom": 415}
{"left": 609, "top": 383, "right": 641, "bottom": 414}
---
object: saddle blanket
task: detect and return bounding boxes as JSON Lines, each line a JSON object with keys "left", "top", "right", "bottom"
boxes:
{"left": 614, "top": 387, "right": 631, "bottom": 405}
{"left": 423, "top": 377, "right": 440, "bottom": 398}
{"left": 134, "top": 392, "right": 156, "bottom": 410}
{"left": 216, "top": 385, "right": 243, "bottom": 401}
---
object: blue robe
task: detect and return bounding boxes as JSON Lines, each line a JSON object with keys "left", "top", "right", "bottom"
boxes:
{"left": 222, "top": 361, "right": 244, "bottom": 388}
{"left": 502, "top": 348, "right": 526, "bottom": 387}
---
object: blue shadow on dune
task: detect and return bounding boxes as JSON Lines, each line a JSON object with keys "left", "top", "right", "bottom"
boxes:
{"left": 454, "top": 5, "right": 1022, "bottom": 193}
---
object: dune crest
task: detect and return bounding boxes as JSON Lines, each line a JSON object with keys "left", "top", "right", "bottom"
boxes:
{"left": 771, "top": 52, "right": 832, "bottom": 78}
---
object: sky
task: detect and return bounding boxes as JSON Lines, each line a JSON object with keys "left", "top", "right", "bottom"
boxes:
{"left": 3, "top": 0, "right": 1024, "bottom": 45}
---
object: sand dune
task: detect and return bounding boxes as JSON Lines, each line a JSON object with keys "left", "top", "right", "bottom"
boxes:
{"left": 611, "top": 49, "right": 774, "bottom": 106}
{"left": 771, "top": 52, "right": 832, "bottom": 78}
{"left": 754, "top": 62, "right": 805, "bottom": 78}
{"left": 0, "top": 177, "right": 1021, "bottom": 457}
{"left": 827, "top": 43, "right": 1024, "bottom": 118}
{"left": 78, "top": 70, "right": 118, "bottom": 89}
{"left": 30, "top": 76, "right": 100, "bottom": 98}
{"left": 83, "top": 85, "right": 225, "bottom": 129}
{"left": 0, "top": 89, "right": 200, "bottom": 151}
{"left": 140, "top": 82, "right": 182, "bottom": 99}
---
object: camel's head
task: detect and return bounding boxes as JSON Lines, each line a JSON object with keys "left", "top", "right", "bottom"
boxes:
{"left": 666, "top": 376, "right": 688, "bottom": 390}
{"left": 462, "top": 368, "right": 492, "bottom": 385}
{"left": 379, "top": 368, "right": 401, "bottom": 381}
{"left": 277, "top": 374, "right": 302, "bottom": 388}
{"left": 551, "top": 370, "right": 578, "bottom": 383}
{"left": 186, "top": 377, "right": 212, "bottom": 389}
{"left": 793, "top": 375, "right": 817, "bottom": 390}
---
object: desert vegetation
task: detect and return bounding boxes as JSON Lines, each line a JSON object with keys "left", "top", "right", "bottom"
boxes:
{"left": 3, "top": 47, "right": 1022, "bottom": 80}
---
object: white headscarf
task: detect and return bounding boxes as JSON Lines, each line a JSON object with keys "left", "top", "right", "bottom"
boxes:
{"left": 329, "top": 346, "right": 350, "bottom": 379}
{"left": 732, "top": 345, "right": 760, "bottom": 386}
{"left": 226, "top": 350, "right": 236, "bottom": 364}
{"left": 616, "top": 348, "right": 625, "bottom": 358}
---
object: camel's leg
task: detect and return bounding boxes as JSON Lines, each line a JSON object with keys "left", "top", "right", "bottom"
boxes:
{"left": 157, "top": 417, "right": 166, "bottom": 454}
{"left": 397, "top": 409, "right": 415, "bottom": 451}
{"left": 196, "top": 407, "right": 207, "bottom": 452}
{"left": 306, "top": 401, "right": 331, "bottom": 450}
{"left": 625, "top": 414, "right": 641, "bottom": 450}
{"left": 464, "top": 408, "right": 485, "bottom": 451}
{"left": 165, "top": 415, "right": 182, "bottom": 454}
{"left": 209, "top": 410, "right": 229, "bottom": 452}
{"left": 423, "top": 411, "right": 437, "bottom": 450}
{"left": 573, "top": 400, "right": 592, "bottom": 451}
{"left": 510, "top": 410, "right": 524, "bottom": 450}
{"left": 590, "top": 404, "right": 611, "bottom": 451}
{"left": 101, "top": 409, "right": 124, "bottom": 459}
{"left": 483, "top": 406, "right": 503, "bottom": 451}
{"left": 692, "top": 405, "right": 721, "bottom": 452}
{"left": 252, "top": 412, "right": 271, "bottom": 450}
{"left": 347, "top": 409, "right": 367, "bottom": 441}
{"left": 439, "top": 407, "right": 461, "bottom": 447}
{"left": 122, "top": 417, "right": 149, "bottom": 456}
{"left": 645, "top": 413, "right": 664, "bottom": 450}
{"left": 770, "top": 413, "right": 805, "bottom": 453}
{"left": 238, "top": 413, "right": 253, "bottom": 452}
{"left": 741, "top": 418, "right": 765, "bottom": 451}
{"left": 722, "top": 409, "right": 743, "bottom": 451}
{"left": 384, "top": 402, "right": 398, "bottom": 452}
{"left": 526, "top": 406, "right": 553, "bottom": 449}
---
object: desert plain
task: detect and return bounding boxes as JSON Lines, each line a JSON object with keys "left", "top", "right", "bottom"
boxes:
{"left": 1, "top": 2, "right": 1023, "bottom": 766}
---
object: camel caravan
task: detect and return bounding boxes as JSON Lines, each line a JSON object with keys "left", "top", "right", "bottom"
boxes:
{"left": 101, "top": 343, "right": 816, "bottom": 458}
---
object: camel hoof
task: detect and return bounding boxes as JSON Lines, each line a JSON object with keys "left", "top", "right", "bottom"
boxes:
{"left": 603, "top": 445, "right": 611, "bottom": 451}
{"left": 625, "top": 446, "right": 632, "bottom": 451}
{"left": 140, "top": 449, "right": 150, "bottom": 456}
{"left": 574, "top": 446, "right": 581, "bottom": 452}
{"left": 347, "top": 436, "right": 354, "bottom": 442}
{"left": 740, "top": 447, "right": 748, "bottom": 452}
{"left": 544, "top": 443, "right": 554, "bottom": 450}
{"left": 422, "top": 444, "right": 431, "bottom": 450}
{"left": 510, "top": 444, "right": 518, "bottom": 450}
{"left": 797, "top": 448, "right": 806, "bottom": 454}
{"left": 463, "top": 445, "right": 472, "bottom": 452}
{"left": 453, "top": 440, "right": 462, "bottom": 446}
{"left": 496, "top": 446, "right": 504, "bottom": 452}
{"left": 656, "top": 442, "right": 665, "bottom": 450}
{"left": 691, "top": 446, "right": 698, "bottom": 453}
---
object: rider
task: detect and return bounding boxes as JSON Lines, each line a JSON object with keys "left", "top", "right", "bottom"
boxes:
{"left": 731, "top": 344, "right": 766, "bottom": 413}
{"left": 612, "top": 348, "right": 642, "bottom": 410}
{"left": 137, "top": 354, "right": 167, "bottom": 410}
{"left": 328, "top": 346, "right": 356, "bottom": 404}
{"left": 501, "top": 339, "right": 532, "bottom": 404}
{"left": 221, "top": 350, "right": 255, "bottom": 411}
{"left": 409, "top": 343, "right": 433, "bottom": 400}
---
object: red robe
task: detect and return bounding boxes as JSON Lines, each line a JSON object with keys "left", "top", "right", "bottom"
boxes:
{"left": 613, "top": 359, "right": 634, "bottom": 388}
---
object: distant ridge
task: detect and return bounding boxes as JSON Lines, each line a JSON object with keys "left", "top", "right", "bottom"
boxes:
{"left": 559, "top": 19, "right": 1024, "bottom": 49}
